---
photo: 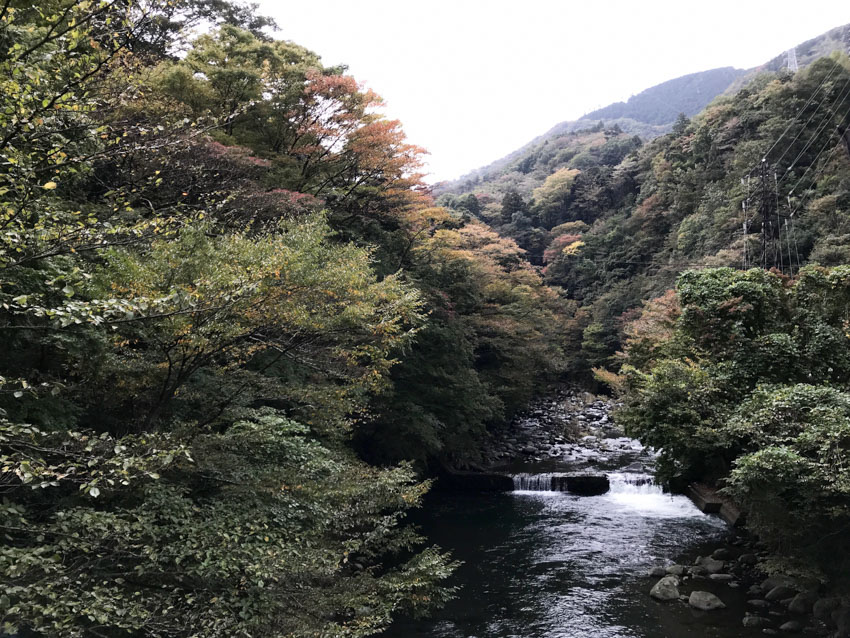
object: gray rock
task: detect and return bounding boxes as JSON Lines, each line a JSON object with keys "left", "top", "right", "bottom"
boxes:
{"left": 762, "top": 630, "right": 779, "bottom": 636}
{"left": 762, "top": 576, "right": 798, "bottom": 593}
{"left": 648, "top": 566, "right": 666, "bottom": 578}
{"left": 696, "top": 556, "right": 725, "bottom": 574}
{"left": 665, "top": 564, "right": 686, "bottom": 576}
{"left": 813, "top": 597, "right": 841, "bottom": 621}
{"left": 743, "top": 615, "right": 771, "bottom": 628}
{"left": 748, "top": 599, "right": 771, "bottom": 609}
{"left": 712, "top": 548, "right": 733, "bottom": 560}
{"left": 765, "top": 586, "right": 798, "bottom": 602}
{"left": 788, "top": 591, "right": 817, "bottom": 615}
{"left": 748, "top": 585, "right": 764, "bottom": 596}
{"left": 833, "top": 606, "right": 850, "bottom": 635}
{"left": 738, "top": 553, "right": 758, "bottom": 565}
{"left": 779, "top": 620, "right": 803, "bottom": 633}
{"left": 690, "top": 566, "right": 709, "bottom": 578}
{"left": 709, "top": 573, "right": 734, "bottom": 582}
{"left": 689, "top": 590, "right": 726, "bottom": 611}
{"left": 650, "top": 575, "right": 680, "bottom": 601}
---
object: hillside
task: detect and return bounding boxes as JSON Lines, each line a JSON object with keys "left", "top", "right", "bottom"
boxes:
{"left": 582, "top": 67, "right": 746, "bottom": 125}
{"left": 442, "top": 51, "right": 850, "bottom": 380}
{"left": 439, "top": 23, "right": 850, "bottom": 199}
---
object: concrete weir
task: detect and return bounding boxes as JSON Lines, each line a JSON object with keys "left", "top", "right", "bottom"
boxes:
{"left": 439, "top": 471, "right": 610, "bottom": 495}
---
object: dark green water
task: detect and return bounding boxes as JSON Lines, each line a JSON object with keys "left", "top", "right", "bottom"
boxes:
{"left": 387, "top": 474, "right": 767, "bottom": 638}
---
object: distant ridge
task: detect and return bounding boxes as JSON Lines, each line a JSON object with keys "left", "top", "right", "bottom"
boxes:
{"left": 438, "top": 22, "right": 850, "bottom": 194}
{"left": 579, "top": 67, "right": 745, "bottom": 126}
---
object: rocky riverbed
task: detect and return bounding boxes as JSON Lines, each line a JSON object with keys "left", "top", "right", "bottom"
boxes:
{"left": 646, "top": 538, "right": 850, "bottom": 636}
{"left": 475, "top": 388, "right": 653, "bottom": 474}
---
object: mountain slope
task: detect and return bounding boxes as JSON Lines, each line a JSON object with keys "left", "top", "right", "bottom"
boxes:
{"left": 582, "top": 67, "right": 746, "bottom": 125}
{"left": 439, "top": 23, "right": 850, "bottom": 198}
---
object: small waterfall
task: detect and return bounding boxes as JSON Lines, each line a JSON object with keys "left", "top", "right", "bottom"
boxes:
{"left": 607, "top": 473, "right": 659, "bottom": 495}
{"left": 512, "top": 473, "right": 567, "bottom": 491}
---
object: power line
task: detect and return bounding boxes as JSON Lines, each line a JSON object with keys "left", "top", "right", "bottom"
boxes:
{"left": 763, "top": 59, "right": 842, "bottom": 161}
{"left": 777, "top": 70, "right": 850, "bottom": 184}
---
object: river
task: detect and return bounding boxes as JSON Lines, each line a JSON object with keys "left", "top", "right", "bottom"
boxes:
{"left": 386, "top": 410, "right": 768, "bottom": 637}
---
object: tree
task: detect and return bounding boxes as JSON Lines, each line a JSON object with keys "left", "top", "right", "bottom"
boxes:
{"left": 500, "top": 190, "right": 526, "bottom": 224}
{"left": 458, "top": 193, "right": 481, "bottom": 216}
{"left": 0, "top": 4, "right": 458, "bottom": 635}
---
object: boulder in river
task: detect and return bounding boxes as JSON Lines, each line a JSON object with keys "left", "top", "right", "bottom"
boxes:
{"left": 696, "top": 556, "right": 725, "bottom": 574}
{"left": 737, "top": 553, "right": 758, "bottom": 565}
{"left": 689, "top": 591, "right": 726, "bottom": 610}
{"left": 779, "top": 620, "right": 803, "bottom": 633}
{"left": 787, "top": 591, "right": 817, "bottom": 614}
{"left": 765, "top": 585, "right": 797, "bottom": 602}
{"left": 708, "top": 573, "right": 733, "bottom": 582}
{"left": 650, "top": 575, "right": 680, "bottom": 601}
{"left": 742, "top": 614, "right": 771, "bottom": 628}
{"left": 813, "top": 597, "right": 840, "bottom": 621}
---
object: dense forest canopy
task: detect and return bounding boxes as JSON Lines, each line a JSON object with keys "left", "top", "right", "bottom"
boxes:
{"left": 0, "top": 1, "right": 569, "bottom": 635}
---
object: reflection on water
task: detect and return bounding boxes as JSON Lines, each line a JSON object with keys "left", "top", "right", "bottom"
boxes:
{"left": 387, "top": 470, "right": 759, "bottom": 638}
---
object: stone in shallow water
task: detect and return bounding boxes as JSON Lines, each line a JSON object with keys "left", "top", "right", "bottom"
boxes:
{"left": 665, "top": 564, "right": 686, "bottom": 576}
{"left": 696, "top": 556, "right": 725, "bottom": 574}
{"left": 648, "top": 566, "right": 666, "bottom": 577}
{"left": 708, "top": 573, "right": 733, "bottom": 582}
{"left": 650, "top": 575, "right": 680, "bottom": 601}
{"left": 743, "top": 615, "right": 771, "bottom": 628}
{"left": 779, "top": 620, "right": 803, "bottom": 633}
{"left": 689, "top": 591, "right": 726, "bottom": 611}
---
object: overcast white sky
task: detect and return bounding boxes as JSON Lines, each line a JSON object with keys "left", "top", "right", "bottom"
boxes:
{"left": 259, "top": 1, "right": 849, "bottom": 183}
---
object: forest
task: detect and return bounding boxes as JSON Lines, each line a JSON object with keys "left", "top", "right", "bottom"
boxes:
{"left": 3, "top": 1, "right": 850, "bottom": 636}
{"left": 0, "top": 1, "right": 570, "bottom": 635}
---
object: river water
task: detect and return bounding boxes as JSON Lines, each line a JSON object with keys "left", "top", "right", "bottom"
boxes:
{"left": 387, "top": 470, "right": 764, "bottom": 638}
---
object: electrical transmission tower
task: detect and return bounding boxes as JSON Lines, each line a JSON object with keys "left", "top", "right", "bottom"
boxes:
{"left": 786, "top": 48, "right": 799, "bottom": 73}
{"left": 743, "top": 160, "right": 788, "bottom": 272}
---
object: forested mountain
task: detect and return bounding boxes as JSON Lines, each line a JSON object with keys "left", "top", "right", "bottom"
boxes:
{"left": 582, "top": 67, "right": 746, "bottom": 126}
{"left": 440, "top": 23, "right": 850, "bottom": 199}
{"left": 438, "top": 25, "right": 850, "bottom": 383}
